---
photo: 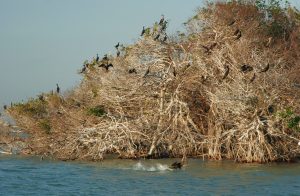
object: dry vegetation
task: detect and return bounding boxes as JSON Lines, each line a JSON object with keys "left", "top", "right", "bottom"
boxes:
{"left": 5, "top": 0, "right": 300, "bottom": 162}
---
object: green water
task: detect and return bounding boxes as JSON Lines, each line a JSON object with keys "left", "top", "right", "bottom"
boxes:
{"left": 0, "top": 155, "right": 300, "bottom": 195}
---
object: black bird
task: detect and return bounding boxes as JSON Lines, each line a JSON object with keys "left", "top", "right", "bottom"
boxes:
{"left": 56, "top": 84, "right": 60, "bottom": 94}
{"left": 249, "top": 73, "right": 256, "bottom": 83}
{"left": 161, "top": 20, "right": 168, "bottom": 31}
{"left": 223, "top": 65, "right": 230, "bottom": 80}
{"left": 115, "top": 42, "right": 120, "bottom": 49}
{"left": 141, "top": 26, "right": 146, "bottom": 36}
{"left": 96, "top": 54, "right": 99, "bottom": 62}
{"left": 240, "top": 64, "right": 253, "bottom": 73}
{"left": 106, "top": 63, "right": 113, "bottom": 71}
{"left": 3, "top": 105, "right": 7, "bottom": 110}
{"left": 117, "top": 50, "right": 120, "bottom": 57}
{"left": 170, "top": 161, "right": 182, "bottom": 169}
{"left": 38, "top": 94, "right": 44, "bottom": 101}
{"left": 102, "top": 54, "right": 108, "bottom": 61}
{"left": 268, "top": 105, "right": 275, "bottom": 114}
{"left": 259, "top": 64, "right": 270, "bottom": 73}
{"left": 159, "top": 15, "right": 165, "bottom": 25}
{"left": 162, "top": 35, "right": 168, "bottom": 42}
{"left": 80, "top": 64, "right": 87, "bottom": 73}
{"left": 154, "top": 34, "right": 160, "bottom": 41}
{"left": 99, "top": 63, "right": 106, "bottom": 68}
{"left": 234, "top": 29, "right": 242, "bottom": 40}
{"left": 128, "top": 68, "right": 137, "bottom": 74}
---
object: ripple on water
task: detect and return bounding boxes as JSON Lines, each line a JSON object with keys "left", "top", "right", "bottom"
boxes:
{"left": 1, "top": 156, "right": 300, "bottom": 195}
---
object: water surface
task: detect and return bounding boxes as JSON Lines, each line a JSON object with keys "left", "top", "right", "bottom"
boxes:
{"left": 1, "top": 155, "right": 300, "bottom": 195}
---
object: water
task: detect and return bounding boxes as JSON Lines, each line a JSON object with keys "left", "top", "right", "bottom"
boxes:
{"left": 1, "top": 155, "right": 300, "bottom": 195}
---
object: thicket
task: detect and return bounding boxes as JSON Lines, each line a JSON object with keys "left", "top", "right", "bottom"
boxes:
{"left": 7, "top": 0, "right": 300, "bottom": 162}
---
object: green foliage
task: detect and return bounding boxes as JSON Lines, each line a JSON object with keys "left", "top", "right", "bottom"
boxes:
{"left": 39, "top": 119, "right": 51, "bottom": 134}
{"left": 14, "top": 98, "right": 47, "bottom": 118}
{"left": 278, "top": 108, "right": 300, "bottom": 131}
{"left": 87, "top": 105, "right": 106, "bottom": 117}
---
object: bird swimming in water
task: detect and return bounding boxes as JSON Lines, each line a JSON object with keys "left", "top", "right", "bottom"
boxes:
{"left": 141, "top": 26, "right": 146, "bottom": 36}
{"left": 56, "top": 84, "right": 60, "bottom": 94}
{"left": 223, "top": 65, "right": 230, "bottom": 80}
{"left": 159, "top": 14, "right": 165, "bottom": 25}
{"left": 96, "top": 54, "right": 99, "bottom": 62}
{"left": 170, "top": 161, "right": 182, "bottom": 169}
{"left": 259, "top": 64, "right": 270, "bottom": 73}
{"left": 240, "top": 64, "right": 253, "bottom": 73}
{"left": 115, "top": 42, "right": 120, "bottom": 49}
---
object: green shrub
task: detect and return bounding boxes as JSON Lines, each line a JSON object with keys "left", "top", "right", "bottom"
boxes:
{"left": 87, "top": 105, "right": 106, "bottom": 117}
{"left": 278, "top": 108, "right": 300, "bottom": 131}
{"left": 14, "top": 98, "right": 47, "bottom": 118}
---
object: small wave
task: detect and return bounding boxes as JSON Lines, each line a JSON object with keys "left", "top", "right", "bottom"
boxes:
{"left": 132, "top": 162, "right": 172, "bottom": 172}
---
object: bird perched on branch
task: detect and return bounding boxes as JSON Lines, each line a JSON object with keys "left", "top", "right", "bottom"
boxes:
{"left": 96, "top": 54, "right": 99, "bottom": 62}
{"left": 141, "top": 26, "right": 146, "bottom": 36}
{"left": 102, "top": 54, "right": 108, "bottom": 61}
{"left": 159, "top": 14, "right": 165, "bottom": 25}
{"left": 154, "top": 34, "right": 160, "bottom": 41}
{"left": 80, "top": 64, "right": 87, "bottom": 74}
{"left": 240, "top": 64, "right": 253, "bottom": 73}
{"left": 99, "top": 63, "right": 113, "bottom": 71}
{"left": 128, "top": 68, "right": 137, "bottom": 74}
{"left": 56, "top": 84, "right": 60, "bottom": 94}
{"left": 259, "top": 64, "right": 270, "bottom": 73}
{"left": 115, "top": 42, "right": 120, "bottom": 49}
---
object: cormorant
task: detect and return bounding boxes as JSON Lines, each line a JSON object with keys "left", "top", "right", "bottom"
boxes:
{"left": 102, "top": 54, "right": 108, "bottom": 61}
{"left": 259, "top": 64, "right": 270, "bottom": 73}
{"left": 141, "top": 26, "right": 146, "bottom": 36}
{"left": 115, "top": 42, "right": 120, "bottom": 49}
{"left": 56, "top": 84, "right": 60, "bottom": 94}
{"left": 106, "top": 63, "right": 113, "bottom": 71}
{"left": 128, "top": 68, "right": 137, "bottom": 74}
{"left": 96, "top": 54, "right": 99, "bottom": 62}
{"left": 240, "top": 64, "right": 253, "bottom": 73}
{"left": 162, "top": 35, "right": 168, "bottom": 42}
{"left": 154, "top": 34, "right": 160, "bottom": 41}
{"left": 3, "top": 105, "right": 7, "bottom": 110}
{"left": 80, "top": 65, "right": 86, "bottom": 73}
{"left": 159, "top": 15, "right": 165, "bottom": 25}
{"left": 223, "top": 65, "right": 229, "bottom": 80}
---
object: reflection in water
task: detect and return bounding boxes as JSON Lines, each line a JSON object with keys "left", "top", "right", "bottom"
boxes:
{"left": 0, "top": 155, "right": 300, "bottom": 195}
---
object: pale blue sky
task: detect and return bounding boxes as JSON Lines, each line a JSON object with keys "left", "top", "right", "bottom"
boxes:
{"left": 0, "top": 0, "right": 299, "bottom": 108}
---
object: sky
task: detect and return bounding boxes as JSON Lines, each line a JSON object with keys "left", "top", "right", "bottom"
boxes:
{"left": 0, "top": 0, "right": 299, "bottom": 109}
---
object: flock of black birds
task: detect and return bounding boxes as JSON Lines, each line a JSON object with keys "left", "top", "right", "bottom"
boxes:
{"left": 141, "top": 15, "right": 168, "bottom": 42}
